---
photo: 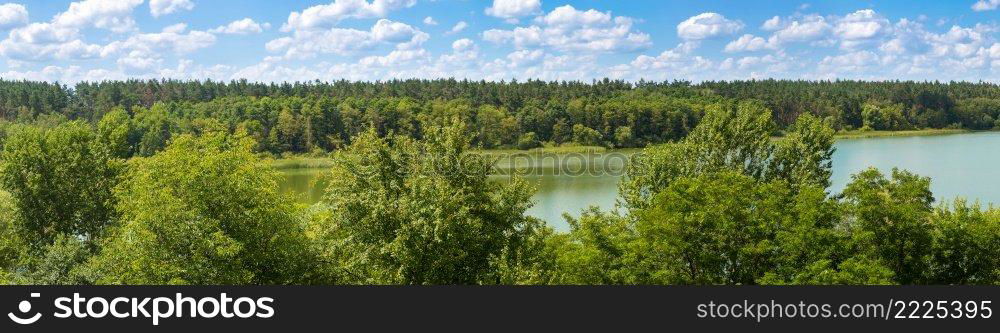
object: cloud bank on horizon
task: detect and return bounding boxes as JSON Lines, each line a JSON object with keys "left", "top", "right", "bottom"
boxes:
{"left": 0, "top": 0, "right": 999, "bottom": 83}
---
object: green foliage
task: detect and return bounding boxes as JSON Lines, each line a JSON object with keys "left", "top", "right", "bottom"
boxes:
{"left": 622, "top": 101, "right": 834, "bottom": 210}
{"left": 89, "top": 133, "right": 319, "bottom": 284}
{"left": 274, "top": 107, "right": 305, "bottom": 153}
{"left": 761, "top": 256, "right": 895, "bottom": 285}
{"left": 954, "top": 98, "right": 1000, "bottom": 130}
{"left": 516, "top": 132, "right": 541, "bottom": 150}
{"left": 1, "top": 78, "right": 1000, "bottom": 285}
{"left": 8, "top": 235, "right": 93, "bottom": 285}
{"left": 0, "top": 120, "right": 10, "bottom": 151}
{"left": 769, "top": 114, "right": 836, "bottom": 189}
{"left": 548, "top": 208, "right": 640, "bottom": 284}
{"left": 926, "top": 199, "right": 1000, "bottom": 284}
{"left": 862, "top": 103, "right": 911, "bottom": 131}
{"left": 133, "top": 103, "right": 176, "bottom": 157}
{"left": 97, "top": 107, "right": 138, "bottom": 158}
{"left": 633, "top": 172, "right": 863, "bottom": 285}
{"left": 841, "top": 168, "right": 934, "bottom": 284}
{"left": 0, "top": 121, "right": 120, "bottom": 248}
{"left": 684, "top": 101, "right": 776, "bottom": 178}
{"left": 637, "top": 172, "right": 788, "bottom": 284}
{"left": 474, "top": 105, "right": 515, "bottom": 149}
{"left": 613, "top": 126, "right": 633, "bottom": 147}
{"left": 315, "top": 123, "right": 549, "bottom": 284}
{"left": 0, "top": 191, "right": 22, "bottom": 275}
{"left": 4, "top": 79, "right": 1000, "bottom": 155}
{"left": 572, "top": 106, "right": 865, "bottom": 285}
{"left": 551, "top": 119, "right": 572, "bottom": 144}
{"left": 571, "top": 124, "right": 603, "bottom": 146}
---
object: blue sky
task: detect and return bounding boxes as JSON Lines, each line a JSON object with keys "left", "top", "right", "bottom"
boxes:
{"left": 0, "top": 0, "right": 999, "bottom": 83}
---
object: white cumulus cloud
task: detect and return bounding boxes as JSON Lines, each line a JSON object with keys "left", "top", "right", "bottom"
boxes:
{"left": 0, "top": 0, "right": 148, "bottom": 61}
{"left": 449, "top": 21, "right": 467, "bottom": 34}
{"left": 358, "top": 48, "right": 429, "bottom": 67}
{"left": 725, "top": 34, "right": 771, "bottom": 52}
{"left": 210, "top": 18, "right": 269, "bottom": 34}
{"left": 0, "top": 3, "right": 28, "bottom": 30}
{"left": 677, "top": 12, "right": 744, "bottom": 40}
{"left": 972, "top": 0, "right": 1000, "bottom": 11}
{"left": 506, "top": 49, "right": 544, "bottom": 68}
{"left": 53, "top": 0, "right": 144, "bottom": 33}
{"left": 485, "top": 0, "right": 542, "bottom": 19}
{"left": 267, "top": 18, "right": 427, "bottom": 59}
{"left": 452, "top": 38, "right": 474, "bottom": 52}
{"left": 817, "top": 50, "right": 881, "bottom": 73}
{"left": 767, "top": 14, "right": 831, "bottom": 45}
{"left": 483, "top": 5, "right": 650, "bottom": 53}
{"left": 834, "top": 9, "right": 889, "bottom": 41}
{"left": 761, "top": 16, "right": 783, "bottom": 31}
{"left": 104, "top": 23, "right": 216, "bottom": 55}
{"left": 149, "top": 0, "right": 194, "bottom": 18}
{"left": 281, "top": 0, "right": 416, "bottom": 32}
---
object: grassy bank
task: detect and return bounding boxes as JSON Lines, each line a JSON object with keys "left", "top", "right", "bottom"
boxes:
{"left": 267, "top": 157, "right": 336, "bottom": 170}
{"left": 473, "top": 145, "right": 607, "bottom": 155}
{"left": 270, "top": 129, "right": 989, "bottom": 170}
{"left": 834, "top": 128, "right": 972, "bottom": 139}
{"left": 268, "top": 145, "right": 615, "bottom": 171}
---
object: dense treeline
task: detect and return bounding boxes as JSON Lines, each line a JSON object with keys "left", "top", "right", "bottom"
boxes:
{"left": 3, "top": 79, "right": 1000, "bottom": 154}
{"left": 0, "top": 95, "right": 998, "bottom": 285}
{"left": 699, "top": 80, "right": 1000, "bottom": 128}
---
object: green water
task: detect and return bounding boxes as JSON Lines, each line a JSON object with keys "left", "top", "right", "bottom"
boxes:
{"left": 828, "top": 131, "right": 1000, "bottom": 204}
{"left": 278, "top": 132, "right": 1000, "bottom": 231}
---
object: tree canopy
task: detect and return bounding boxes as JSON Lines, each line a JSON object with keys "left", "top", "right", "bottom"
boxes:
{"left": 3, "top": 78, "right": 1000, "bottom": 156}
{"left": 89, "top": 134, "right": 319, "bottom": 284}
{"left": 0, "top": 78, "right": 999, "bottom": 285}
{"left": 312, "top": 123, "right": 548, "bottom": 284}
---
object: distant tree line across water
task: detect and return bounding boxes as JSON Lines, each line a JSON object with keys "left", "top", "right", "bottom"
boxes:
{"left": 2, "top": 79, "right": 1000, "bottom": 155}
{"left": 0, "top": 79, "right": 999, "bottom": 285}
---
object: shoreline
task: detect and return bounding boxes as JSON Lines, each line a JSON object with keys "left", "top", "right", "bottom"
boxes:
{"left": 832, "top": 128, "right": 977, "bottom": 140}
{"left": 269, "top": 129, "right": 993, "bottom": 169}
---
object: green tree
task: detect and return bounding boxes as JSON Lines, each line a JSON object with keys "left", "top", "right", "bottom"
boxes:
{"left": 841, "top": 168, "right": 934, "bottom": 284}
{"left": 551, "top": 119, "right": 571, "bottom": 144}
{"left": 760, "top": 184, "right": 894, "bottom": 285}
{"left": 274, "top": 107, "right": 303, "bottom": 153}
{"left": 549, "top": 208, "right": 640, "bottom": 284}
{"left": 571, "top": 124, "right": 602, "bottom": 146}
{"left": 953, "top": 98, "right": 1000, "bottom": 130}
{"left": 862, "top": 103, "right": 910, "bottom": 131}
{"left": 0, "top": 122, "right": 120, "bottom": 248}
{"left": 926, "top": 199, "right": 1000, "bottom": 284}
{"left": 315, "top": 123, "right": 548, "bottom": 284}
{"left": 516, "top": 132, "right": 541, "bottom": 150}
{"left": 613, "top": 126, "right": 634, "bottom": 148}
{"left": 761, "top": 256, "right": 895, "bottom": 285}
{"left": 0, "top": 190, "right": 22, "bottom": 281}
{"left": 89, "top": 133, "right": 319, "bottom": 284}
{"left": 235, "top": 119, "right": 267, "bottom": 152}
{"left": 621, "top": 101, "right": 777, "bottom": 210}
{"left": 8, "top": 235, "right": 93, "bottom": 285}
{"left": 769, "top": 114, "right": 836, "bottom": 189}
{"left": 475, "top": 105, "right": 506, "bottom": 148}
{"left": 133, "top": 103, "right": 175, "bottom": 156}
{"left": 96, "top": 107, "right": 137, "bottom": 158}
{"left": 637, "top": 172, "right": 789, "bottom": 284}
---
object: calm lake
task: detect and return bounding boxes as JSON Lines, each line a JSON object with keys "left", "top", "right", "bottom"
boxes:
{"left": 278, "top": 132, "right": 1000, "bottom": 231}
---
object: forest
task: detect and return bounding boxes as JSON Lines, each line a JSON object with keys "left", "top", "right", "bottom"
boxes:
{"left": 3, "top": 79, "right": 1000, "bottom": 154}
{"left": 0, "top": 78, "right": 999, "bottom": 285}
